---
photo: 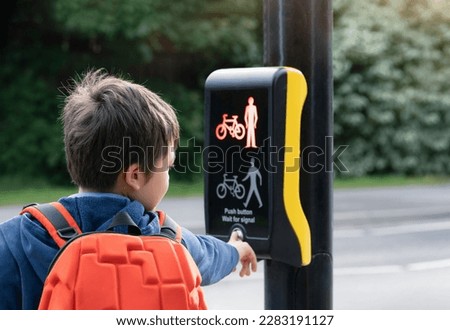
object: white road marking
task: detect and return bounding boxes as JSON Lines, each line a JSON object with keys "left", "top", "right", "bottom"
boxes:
{"left": 335, "top": 205, "right": 450, "bottom": 221}
{"left": 370, "top": 221, "right": 450, "bottom": 236}
{"left": 335, "top": 220, "right": 450, "bottom": 238}
{"left": 334, "top": 218, "right": 450, "bottom": 276}
{"left": 335, "top": 265, "right": 403, "bottom": 276}
{"left": 406, "top": 258, "right": 450, "bottom": 272}
{"left": 335, "top": 258, "right": 450, "bottom": 276}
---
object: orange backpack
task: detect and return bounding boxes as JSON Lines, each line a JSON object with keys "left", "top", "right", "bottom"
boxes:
{"left": 21, "top": 202, "right": 207, "bottom": 310}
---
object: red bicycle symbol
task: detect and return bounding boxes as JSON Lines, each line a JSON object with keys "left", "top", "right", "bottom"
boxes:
{"left": 215, "top": 114, "right": 246, "bottom": 140}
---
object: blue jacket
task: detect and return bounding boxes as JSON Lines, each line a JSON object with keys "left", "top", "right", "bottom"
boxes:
{"left": 0, "top": 193, "right": 239, "bottom": 309}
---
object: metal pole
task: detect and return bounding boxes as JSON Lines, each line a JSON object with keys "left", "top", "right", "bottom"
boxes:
{"left": 263, "top": 0, "right": 333, "bottom": 309}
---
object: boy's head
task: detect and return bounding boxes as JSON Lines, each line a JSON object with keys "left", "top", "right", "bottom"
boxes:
{"left": 62, "top": 69, "right": 179, "bottom": 207}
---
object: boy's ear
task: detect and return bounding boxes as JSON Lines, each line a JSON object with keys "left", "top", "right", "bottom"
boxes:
{"left": 123, "top": 163, "right": 144, "bottom": 191}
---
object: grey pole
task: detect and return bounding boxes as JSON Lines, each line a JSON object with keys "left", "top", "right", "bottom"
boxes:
{"left": 263, "top": 0, "right": 333, "bottom": 309}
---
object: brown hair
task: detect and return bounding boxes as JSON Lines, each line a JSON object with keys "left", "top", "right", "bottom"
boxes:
{"left": 62, "top": 69, "right": 179, "bottom": 191}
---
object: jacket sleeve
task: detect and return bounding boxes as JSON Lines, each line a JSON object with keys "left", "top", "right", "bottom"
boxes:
{"left": 181, "top": 228, "right": 239, "bottom": 286}
{"left": 0, "top": 224, "right": 22, "bottom": 309}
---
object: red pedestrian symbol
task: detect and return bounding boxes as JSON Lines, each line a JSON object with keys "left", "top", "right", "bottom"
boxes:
{"left": 244, "top": 97, "right": 258, "bottom": 148}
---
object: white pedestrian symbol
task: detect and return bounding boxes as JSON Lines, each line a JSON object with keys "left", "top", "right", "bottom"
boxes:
{"left": 242, "top": 158, "right": 263, "bottom": 208}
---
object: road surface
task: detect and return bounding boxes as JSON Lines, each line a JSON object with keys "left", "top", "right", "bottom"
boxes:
{"left": 1, "top": 184, "right": 450, "bottom": 309}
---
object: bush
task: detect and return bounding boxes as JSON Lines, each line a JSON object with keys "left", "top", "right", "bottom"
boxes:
{"left": 0, "top": 53, "right": 69, "bottom": 184}
{"left": 334, "top": 0, "right": 450, "bottom": 177}
{"left": 1, "top": 0, "right": 449, "bottom": 185}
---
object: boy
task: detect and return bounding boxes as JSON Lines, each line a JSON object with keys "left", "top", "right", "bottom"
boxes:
{"left": 0, "top": 69, "right": 257, "bottom": 309}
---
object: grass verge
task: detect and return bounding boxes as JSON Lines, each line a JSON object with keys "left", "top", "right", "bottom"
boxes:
{"left": 334, "top": 175, "right": 450, "bottom": 189}
{"left": 1, "top": 175, "right": 449, "bottom": 207}
{"left": 0, "top": 177, "right": 205, "bottom": 206}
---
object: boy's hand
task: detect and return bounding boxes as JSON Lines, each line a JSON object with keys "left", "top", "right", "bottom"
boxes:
{"left": 228, "top": 230, "right": 258, "bottom": 277}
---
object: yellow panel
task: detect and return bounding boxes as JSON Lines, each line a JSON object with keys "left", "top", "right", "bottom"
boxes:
{"left": 283, "top": 67, "right": 311, "bottom": 266}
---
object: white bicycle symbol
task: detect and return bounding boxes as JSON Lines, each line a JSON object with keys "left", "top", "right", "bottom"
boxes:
{"left": 216, "top": 174, "right": 246, "bottom": 199}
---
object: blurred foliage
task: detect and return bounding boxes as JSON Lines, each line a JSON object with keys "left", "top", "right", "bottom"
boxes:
{"left": 0, "top": 0, "right": 262, "bottom": 184}
{"left": 0, "top": 0, "right": 449, "bottom": 186}
{"left": 334, "top": 0, "right": 450, "bottom": 177}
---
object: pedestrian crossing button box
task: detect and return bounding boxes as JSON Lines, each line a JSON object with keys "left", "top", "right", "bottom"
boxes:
{"left": 204, "top": 67, "right": 312, "bottom": 267}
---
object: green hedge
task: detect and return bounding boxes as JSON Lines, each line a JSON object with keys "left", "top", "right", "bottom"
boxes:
{"left": 0, "top": 0, "right": 449, "bottom": 185}
{"left": 333, "top": 0, "right": 450, "bottom": 176}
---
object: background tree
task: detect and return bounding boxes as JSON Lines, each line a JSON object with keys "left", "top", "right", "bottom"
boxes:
{"left": 333, "top": 0, "right": 450, "bottom": 176}
{"left": 0, "top": 0, "right": 262, "bottom": 184}
{"left": 1, "top": 0, "right": 449, "bottom": 186}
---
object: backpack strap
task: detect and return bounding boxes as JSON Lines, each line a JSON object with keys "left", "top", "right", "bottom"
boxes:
{"left": 20, "top": 202, "right": 82, "bottom": 248}
{"left": 107, "top": 210, "right": 182, "bottom": 244}
{"left": 156, "top": 210, "right": 182, "bottom": 243}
